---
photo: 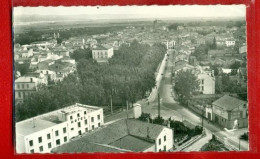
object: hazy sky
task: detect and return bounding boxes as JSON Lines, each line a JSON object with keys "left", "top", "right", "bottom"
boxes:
{"left": 14, "top": 5, "right": 246, "bottom": 18}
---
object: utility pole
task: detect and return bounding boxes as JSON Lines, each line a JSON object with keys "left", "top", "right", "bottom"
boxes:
{"left": 110, "top": 94, "right": 113, "bottom": 114}
{"left": 239, "top": 138, "right": 241, "bottom": 151}
{"left": 158, "top": 93, "right": 160, "bottom": 117}
{"left": 126, "top": 100, "right": 129, "bottom": 119}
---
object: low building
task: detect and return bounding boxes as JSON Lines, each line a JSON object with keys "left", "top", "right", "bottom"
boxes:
{"left": 16, "top": 103, "right": 104, "bottom": 153}
{"left": 52, "top": 119, "right": 174, "bottom": 153}
{"left": 15, "top": 76, "right": 48, "bottom": 104}
{"left": 211, "top": 95, "right": 248, "bottom": 129}
{"left": 225, "top": 40, "right": 236, "bottom": 47}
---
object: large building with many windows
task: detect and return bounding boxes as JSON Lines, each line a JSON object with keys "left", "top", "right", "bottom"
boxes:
{"left": 15, "top": 76, "right": 48, "bottom": 104}
{"left": 92, "top": 45, "right": 114, "bottom": 63}
{"left": 16, "top": 103, "right": 104, "bottom": 153}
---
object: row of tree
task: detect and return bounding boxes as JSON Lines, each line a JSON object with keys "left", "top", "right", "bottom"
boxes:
{"left": 15, "top": 41, "right": 167, "bottom": 122}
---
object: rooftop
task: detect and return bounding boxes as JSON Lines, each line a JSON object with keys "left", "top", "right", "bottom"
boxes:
{"left": 16, "top": 103, "right": 102, "bottom": 137}
{"left": 52, "top": 119, "right": 166, "bottom": 153}
{"left": 212, "top": 95, "right": 247, "bottom": 111}
{"left": 15, "top": 76, "right": 38, "bottom": 83}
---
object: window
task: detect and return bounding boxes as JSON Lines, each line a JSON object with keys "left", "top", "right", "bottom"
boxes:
{"left": 70, "top": 116, "right": 73, "bottom": 120}
{"left": 164, "top": 135, "right": 166, "bottom": 141}
{"left": 201, "top": 86, "right": 204, "bottom": 91}
{"left": 17, "top": 84, "right": 20, "bottom": 89}
{"left": 22, "top": 84, "right": 24, "bottom": 89}
{"left": 159, "top": 139, "right": 161, "bottom": 145}
{"left": 38, "top": 137, "right": 42, "bottom": 143}
{"left": 84, "top": 111, "right": 86, "bottom": 115}
{"left": 71, "top": 127, "right": 74, "bottom": 131}
{"left": 78, "top": 130, "right": 82, "bottom": 135}
{"left": 48, "top": 142, "right": 52, "bottom": 149}
{"left": 92, "top": 125, "right": 94, "bottom": 130}
{"left": 84, "top": 119, "right": 87, "bottom": 125}
{"left": 240, "top": 111, "right": 243, "bottom": 118}
{"left": 77, "top": 113, "right": 80, "bottom": 117}
{"left": 98, "top": 115, "right": 100, "bottom": 120}
{"left": 98, "top": 123, "right": 101, "bottom": 127}
{"left": 55, "top": 130, "right": 59, "bottom": 136}
{"left": 78, "top": 122, "right": 81, "bottom": 128}
{"left": 27, "top": 84, "right": 29, "bottom": 88}
{"left": 56, "top": 139, "right": 60, "bottom": 146}
{"left": 29, "top": 140, "right": 33, "bottom": 146}
{"left": 30, "top": 149, "right": 34, "bottom": 153}
{"left": 201, "top": 79, "right": 204, "bottom": 84}
{"left": 18, "top": 92, "right": 21, "bottom": 98}
{"left": 47, "top": 133, "right": 51, "bottom": 139}
{"left": 164, "top": 146, "right": 166, "bottom": 151}
{"left": 64, "top": 136, "right": 67, "bottom": 142}
{"left": 85, "top": 128, "right": 88, "bottom": 132}
{"left": 91, "top": 117, "right": 94, "bottom": 122}
{"left": 39, "top": 146, "right": 43, "bottom": 152}
{"left": 159, "top": 149, "right": 161, "bottom": 152}
{"left": 63, "top": 127, "right": 66, "bottom": 133}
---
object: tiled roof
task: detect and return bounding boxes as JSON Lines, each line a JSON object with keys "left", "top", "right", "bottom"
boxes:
{"left": 212, "top": 95, "right": 247, "bottom": 111}
{"left": 52, "top": 119, "right": 166, "bottom": 153}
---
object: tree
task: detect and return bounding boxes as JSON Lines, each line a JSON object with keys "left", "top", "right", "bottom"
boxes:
{"left": 14, "top": 62, "right": 30, "bottom": 77}
{"left": 174, "top": 70, "right": 199, "bottom": 104}
{"left": 211, "top": 37, "right": 217, "bottom": 49}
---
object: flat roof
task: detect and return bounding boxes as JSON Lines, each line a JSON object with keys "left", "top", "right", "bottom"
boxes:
{"left": 16, "top": 118, "right": 57, "bottom": 137}
{"left": 16, "top": 103, "right": 102, "bottom": 136}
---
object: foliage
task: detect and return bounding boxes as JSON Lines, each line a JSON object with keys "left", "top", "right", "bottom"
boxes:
{"left": 16, "top": 41, "right": 167, "bottom": 121}
{"left": 174, "top": 70, "right": 199, "bottom": 105}
{"left": 240, "top": 132, "right": 249, "bottom": 141}
{"left": 192, "top": 44, "right": 210, "bottom": 61}
{"left": 14, "top": 62, "right": 30, "bottom": 78}
{"left": 70, "top": 48, "right": 92, "bottom": 61}
{"left": 153, "top": 116, "right": 165, "bottom": 125}
{"left": 138, "top": 112, "right": 152, "bottom": 122}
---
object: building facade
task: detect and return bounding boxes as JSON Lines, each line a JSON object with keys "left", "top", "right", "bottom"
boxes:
{"left": 92, "top": 45, "right": 114, "bottom": 62}
{"left": 15, "top": 76, "right": 48, "bottom": 104}
{"left": 211, "top": 95, "right": 248, "bottom": 129}
{"left": 198, "top": 72, "right": 215, "bottom": 94}
{"left": 16, "top": 103, "right": 104, "bottom": 153}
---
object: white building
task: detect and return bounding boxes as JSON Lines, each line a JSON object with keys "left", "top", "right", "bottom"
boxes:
{"left": 15, "top": 76, "right": 48, "bottom": 104}
{"left": 225, "top": 40, "right": 236, "bottom": 47}
{"left": 16, "top": 103, "right": 104, "bottom": 153}
{"left": 198, "top": 71, "right": 215, "bottom": 94}
{"left": 92, "top": 45, "right": 114, "bottom": 62}
{"left": 52, "top": 119, "right": 174, "bottom": 153}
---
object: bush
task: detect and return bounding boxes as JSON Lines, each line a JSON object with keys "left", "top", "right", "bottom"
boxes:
{"left": 240, "top": 132, "right": 249, "bottom": 141}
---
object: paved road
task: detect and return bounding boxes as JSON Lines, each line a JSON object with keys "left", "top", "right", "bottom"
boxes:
{"left": 141, "top": 49, "right": 249, "bottom": 151}
{"left": 103, "top": 49, "right": 249, "bottom": 151}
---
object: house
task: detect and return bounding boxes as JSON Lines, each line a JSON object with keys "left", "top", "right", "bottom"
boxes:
{"left": 16, "top": 103, "right": 104, "bottom": 153}
{"left": 198, "top": 72, "right": 215, "bottom": 94}
{"left": 48, "top": 61, "right": 76, "bottom": 82}
{"left": 225, "top": 40, "right": 236, "bottom": 47}
{"left": 52, "top": 119, "right": 174, "bottom": 153}
{"left": 211, "top": 95, "right": 248, "bottom": 129}
{"left": 37, "top": 59, "right": 55, "bottom": 70}
{"left": 15, "top": 76, "right": 48, "bottom": 104}
{"left": 92, "top": 45, "right": 114, "bottom": 63}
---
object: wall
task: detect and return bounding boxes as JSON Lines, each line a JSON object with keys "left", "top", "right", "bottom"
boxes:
{"left": 155, "top": 127, "right": 174, "bottom": 152}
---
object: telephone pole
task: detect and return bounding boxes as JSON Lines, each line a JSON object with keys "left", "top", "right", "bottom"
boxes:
{"left": 158, "top": 93, "right": 160, "bottom": 117}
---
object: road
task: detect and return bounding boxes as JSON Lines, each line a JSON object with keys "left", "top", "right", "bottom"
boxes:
{"left": 104, "top": 49, "right": 249, "bottom": 151}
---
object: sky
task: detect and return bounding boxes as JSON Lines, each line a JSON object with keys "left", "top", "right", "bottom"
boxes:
{"left": 14, "top": 5, "right": 246, "bottom": 18}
